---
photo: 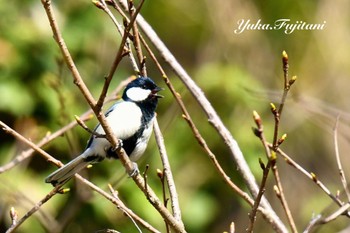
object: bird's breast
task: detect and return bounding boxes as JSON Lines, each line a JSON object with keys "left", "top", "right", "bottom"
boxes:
{"left": 104, "top": 102, "right": 143, "bottom": 139}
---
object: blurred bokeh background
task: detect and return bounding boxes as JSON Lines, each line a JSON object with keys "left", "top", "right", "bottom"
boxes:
{"left": 1, "top": 0, "right": 350, "bottom": 232}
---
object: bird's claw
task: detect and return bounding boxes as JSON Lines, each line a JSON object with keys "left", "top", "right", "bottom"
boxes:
{"left": 117, "top": 139, "right": 123, "bottom": 149}
{"left": 128, "top": 162, "right": 139, "bottom": 177}
{"left": 110, "top": 139, "right": 123, "bottom": 152}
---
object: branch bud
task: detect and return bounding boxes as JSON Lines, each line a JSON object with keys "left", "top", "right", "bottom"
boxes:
{"left": 310, "top": 172, "right": 318, "bottom": 182}
{"left": 259, "top": 158, "right": 265, "bottom": 170}
{"left": 252, "top": 110, "right": 262, "bottom": 127}
{"left": 252, "top": 127, "right": 261, "bottom": 138}
{"left": 277, "top": 133, "right": 287, "bottom": 146}
{"left": 92, "top": 0, "right": 104, "bottom": 9}
{"left": 58, "top": 188, "right": 70, "bottom": 194}
{"left": 282, "top": 50, "right": 288, "bottom": 65}
{"left": 74, "top": 115, "right": 81, "bottom": 122}
{"left": 289, "top": 75, "right": 297, "bottom": 86}
{"left": 230, "top": 222, "right": 235, "bottom": 233}
{"left": 10, "top": 207, "right": 18, "bottom": 224}
{"left": 270, "top": 103, "right": 277, "bottom": 114}
{"left": 156, "top": 169, "right": 164, "bottom": 179}
{"left": 270, "top": 150, "right": 277, "bottom": 162}
{"left": 274, "top": 185, "right": 281, "bottom": 197}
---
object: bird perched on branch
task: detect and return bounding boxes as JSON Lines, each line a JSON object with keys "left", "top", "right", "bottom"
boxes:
{"left": 45, "top": 77, "right": 163, "bottom": 186}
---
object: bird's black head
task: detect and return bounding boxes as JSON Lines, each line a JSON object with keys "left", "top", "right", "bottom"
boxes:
{"left": 122, "top": 77, "right": 163, "bottom": 115}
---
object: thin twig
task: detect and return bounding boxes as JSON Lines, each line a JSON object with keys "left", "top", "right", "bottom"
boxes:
{"left": 157, "top": 169, "right": 171, "bottom": 233}
{"left": 75, "top": 115, "right": 106, "bottom": 138}
{"left": 8, "top": 207, "right": 18, "bottom": 228}
{"left": 5, "top": 186, "right": 63, "bottom": 233}
{"left": 41, "top": 0, "right": 122, "bottom": 156}
{"left": 101, "top": 1, "right": 183, "bottom": 225}
{"left": 95, "top": 0, "right": 142, "bottom": 78}
{"left": 247, "top": 111, "right": 274, "bottom": 232}
{"left": 0, "top": 78, "right": 128, "bottom": 173}
{"left": 321, "top": 203, "right": 350, "bottom": 224}
{"left": 153, "top": 118, "right": 182, "bottom": 222}
{"left": 0, "top": 121, "right": 62, "bottom": 167}
{"left": 247, "top": 161, "right": 271, "bottom": 233}
{"left": 123, "top": 5, "right": 287, "bottom": 232}
{"left": 107, "top": 184, "right": 143, "bottom": 233}
{"left": 95, "top": 0, "right": 145, "bottom": 112}
{"left": 271, "top": 165, "right": 297, "bottom": 232}
{"left": 96, "top": 2, "right": 185, "bottom": 229}
{"left": 128, "top": 4, "right": 288, "bottom": 231}
{"left": 276, "top": 146, "right": 347, "bottom": 210}
{"left": 138, "top": 21, "right": 254, "bottom": 208}
{"left": 303, "top": 203, "right": 350, "bottom": 233}
{"left": 84, "top": 177, "right": 159, "bottom": 233}
{"left": 267, "top": 51, "right": 297, "bottom": 233}
{"left": 127, "top": 0, "right": 146, "bottom": 76}
{"left": 41, "top": 1, "right": 186, "bottom": 231}
{"left": 1, "top": 120, "right": 161, "bottom": 233}
{"left": 333, "top": 115, "right": 350, "bottom": 201}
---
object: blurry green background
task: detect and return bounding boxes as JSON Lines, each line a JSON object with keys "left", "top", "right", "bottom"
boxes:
{"left": 1, "top": 0, "right": 350, "bottom": 232}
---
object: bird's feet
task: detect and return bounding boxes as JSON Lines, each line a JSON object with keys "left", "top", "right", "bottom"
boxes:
{"left": 128, "top": 162, "right": 139, "bottom": 177}
{"left": 117, "top": 139, "right": 123, "bottom": 149}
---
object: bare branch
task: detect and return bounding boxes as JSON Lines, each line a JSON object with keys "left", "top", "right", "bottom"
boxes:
{"left": 276, "top": 146, "right": 348, "bottom": 211}
{"left": 117, "top": 3, "right": 287, "bottom": 231}
{"left": 247, "top": 111, "right": 274, "bottom": 232}
{"left": 267, "top": 51, "right": 297, "bottom": 233}
{"left": 136, "top": 10, "right": 254, "bottom": 211}
{"left": 153, "top": 118, "right": 182, "bottom": 222}
{"left": 122, "top": 7, "right": 288, "bottom": 233}
{"left": 0, "top": 77, "right": 128, "bottom": 173}
{"left": 94, "top": 0, "right": 145, "bottom": 111}
{"left": 5, "top": 186, "right": 62, "bottom": 233}
{"left": 40, "top": 1, "right": 186, "bottom": 231}
{"left": 107, "top": 184, "right": 143, "bottom": 233}
{"left": 0, "top": 121, "right": 62, "bottom": 167}
{"left": 303, "top": 203, "right": 350, "bottom": 233}
{"left": 333, "top": 115, "right": 350, "bottom": 201}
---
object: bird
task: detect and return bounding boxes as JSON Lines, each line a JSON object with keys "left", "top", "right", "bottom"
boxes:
{"left": 45, "top": 77, "right": 163, "bottom": 187}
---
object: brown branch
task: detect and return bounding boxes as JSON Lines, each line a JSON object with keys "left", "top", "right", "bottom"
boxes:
{"left": 94, "top": 0, "right": 145, "bottom": 112}
{"left": 137, "top": 22, "right": 254, "bottom": 208}
{"left": 5, "top": 186, "right": 63, "bottom": 233}
{"left": 276, "top": 146, "right": 348, "bottom": 212}
{"left": 127, "top": 0, "right": 146, "bottom": 76}
{"left": 125, "top": 6, "right": 287, "bottom": 232}
{"left": 41, "top": 0, "right": 120, "bottom": 151}
{"left": 0, "top": 121, "right": 62, "bottom": 167}
{"left": 153, "top": 118, "right": 182, "bottom": 222}
{"left": 267, "top": 51, "right": 297, "bottom": 233}
{"left": 333, "top": 115, "right": 350, "bottom": 201}
{"left": 247, "top": 111, "right": 274, "bottom": 232}
{"left": 41, "top": 1, "right": 186, "bottom": 232}
{"left": 304, "top": 203, "right": 350, "bottom": 232}
{"left": 107, "top": 184, "right": 143, "bottom": 233}
{"left": 99, "top": 1, "right": 183, "bottom": 226}
{"left": 0, "top": 77, "right": 128, "bottom": 174}
{"left": 136, "top": 19, "right": 253, "bottom": 190}
{"left": 156, "top": 169, "right": 171, "bottom": 233}
{"left": 271, "top": 165, "right": 297, "bottom": 233}
{"left": 1, "top": 120, "right": 161, "bottom": 233}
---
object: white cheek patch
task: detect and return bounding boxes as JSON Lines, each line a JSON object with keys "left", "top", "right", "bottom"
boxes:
{"left": 126, "top": 87, "right": 151, "bottom": 102}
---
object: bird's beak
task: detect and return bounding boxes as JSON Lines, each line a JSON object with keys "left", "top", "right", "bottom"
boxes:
{"left": 152, "top": 87, "right": 164, "bottom": 98}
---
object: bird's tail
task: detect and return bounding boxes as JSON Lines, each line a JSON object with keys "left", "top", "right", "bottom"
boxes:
{"left": 45, "top": 152, "right": 90, "bottom": 187}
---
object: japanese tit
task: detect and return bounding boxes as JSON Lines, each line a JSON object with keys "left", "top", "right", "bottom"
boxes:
{"left": 45, "top": 77, "right": 163, "bottom": 186}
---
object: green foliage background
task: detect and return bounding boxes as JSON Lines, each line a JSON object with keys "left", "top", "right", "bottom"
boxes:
{"left": 1, "top": 0, "right": 350, "bottom": 232}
